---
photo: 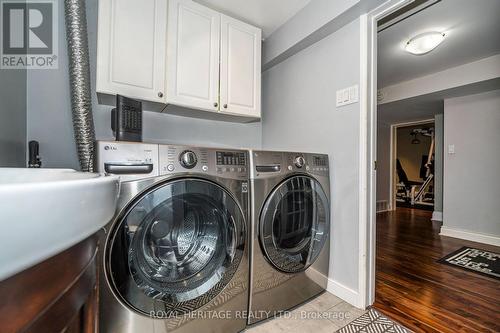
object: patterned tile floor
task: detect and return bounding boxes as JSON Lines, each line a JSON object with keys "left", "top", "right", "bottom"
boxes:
{"left": 245, "top": 292, "right": 410, "bottom": 333}
{"left": 245, "top": 292, "right": 366, "bottom": 333}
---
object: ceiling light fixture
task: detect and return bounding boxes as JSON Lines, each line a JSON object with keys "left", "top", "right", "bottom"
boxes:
{"left": 411, "top": 132, "right": 420, "bottom": 144}
{"left": 405, "top": 31, "right": 445, "bottom": 55}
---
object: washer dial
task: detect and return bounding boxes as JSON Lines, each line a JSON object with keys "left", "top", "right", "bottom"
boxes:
{"left": 179, "top": 150, "right": 197, "bottom": 169}
{"left": 294, "top": 156, "right": 306, "bottom": 168}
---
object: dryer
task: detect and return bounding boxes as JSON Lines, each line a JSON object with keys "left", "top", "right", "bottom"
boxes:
{"left": 97, "top": 141, "right": 250, "bottom": 333}
{"left": 248, "top": 150, "right": 330, "bottom": 325}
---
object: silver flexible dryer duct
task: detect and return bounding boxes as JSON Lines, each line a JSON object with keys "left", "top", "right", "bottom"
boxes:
{"left": 64, "top": 0, "right": 95, "bottom": 172}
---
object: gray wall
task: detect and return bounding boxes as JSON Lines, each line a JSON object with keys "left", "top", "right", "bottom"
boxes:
{"left": 263, "top": 0, "right": 359, "bottom": 65}
{"left": 434, "top": 114, "right": 443, "bottom": 214}
{"left": 262, "top": 19, "right": 361, "bottom": 291}
{"left": 26, "top": 0, "right": 261, "bottom": 170}
{"left": 0, "top": 69, "right": 26, "bottom": 167}
{"left": 26, "top": 3, "right": 78, "bottom": 169}
{"left": 443, "top": 89, "right": 500, "bottom": 236}
{"left": 376, "top": 122, "right": 391, "bottom": 205}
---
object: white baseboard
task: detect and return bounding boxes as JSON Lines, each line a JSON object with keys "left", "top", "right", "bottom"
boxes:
{"left": 327, "top": 279, "right": 361, "bottom": 309}
{"left": 305, "top": 267, "right": 328, "bottom": 287}
{"left": 440, "top": 226, "right": 500, "bottom": 247}
{"left": 308, "top": 268, "right": 362, "bottom": 309}
{"left": 431, "top": 211, "right": 443, "bottom": 222}
{"left": 376, "top": 200, "right": 389, "bottom": 213}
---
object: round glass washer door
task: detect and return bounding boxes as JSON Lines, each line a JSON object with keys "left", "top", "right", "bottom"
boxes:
{"left": 259, "top": 175, "right": 329, "bottom": 273}
{"left": 106, "top": 178, "right": 246, "bottom": 316}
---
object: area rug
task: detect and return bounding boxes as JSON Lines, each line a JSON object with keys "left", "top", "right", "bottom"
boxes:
{"left": 438, "top": 246, "right": 500, "bottom": 280}
{"left": 336, "top": 308, "right": 411, "bottom": 333}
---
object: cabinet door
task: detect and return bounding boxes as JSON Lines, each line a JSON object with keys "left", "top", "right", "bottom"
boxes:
{"left": 220, "top": 15, "right": 261, "bottom": 118}
{"left": 96, "top": 0, "right": 167, "bottom": 103}
{"left": 166, "top": 0, "right": 220, "bottom": 112}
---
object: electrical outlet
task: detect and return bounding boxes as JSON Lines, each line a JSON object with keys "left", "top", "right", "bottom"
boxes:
{"left": 336, "top": 85, "right": 359, "bottom": 107}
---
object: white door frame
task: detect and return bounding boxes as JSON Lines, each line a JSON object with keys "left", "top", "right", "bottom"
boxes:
{"left": 360, "top": 0, "right": 414, "bottom": 308}
{"left": 389, "top": 119, "right": 434, "bottom": 210}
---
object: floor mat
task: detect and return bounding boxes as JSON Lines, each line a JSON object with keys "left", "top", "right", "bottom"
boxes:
{"left": 438, "top": 246, "right": 500, "bottom": 280}
{"left": 336, "top": 308, "right": 411, "bottom": 333}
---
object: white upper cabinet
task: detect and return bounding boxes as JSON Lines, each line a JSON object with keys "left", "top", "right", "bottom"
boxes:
{"left": 96, "top": 0, "right": 262, "bottom": 121}
{"left": 220, "top": 15, "right": 261, "bottom": 118}
{"left": 96, "top": 0, "right": 167, "bottom": 103}
{"left": 166, "top": 0, "right": 220, "bottom": 112}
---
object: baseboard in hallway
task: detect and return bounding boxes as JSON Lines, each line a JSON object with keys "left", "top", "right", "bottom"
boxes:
{"left": 440, "top": 226, "right": 500, "bottom": 247}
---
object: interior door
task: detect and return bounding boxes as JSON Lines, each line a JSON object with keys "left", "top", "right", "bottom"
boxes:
{"left": 106, "top": 178, "right": 246, "bottom": 316}
{"left": 220, "top": 15, "right": 261, "bottom": 117}
{"left": 259, "top": 176, "right": 329, "bottom": 273}
{"left": 96, "top": 0, "right": 167, "bottom": 103}
{"left": 166, "top": 0, "right": 220, "bottom": 112}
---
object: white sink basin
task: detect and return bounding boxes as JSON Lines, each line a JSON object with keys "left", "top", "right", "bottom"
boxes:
{"left": 0, "top": 168, "right": 119, "bottom": 281}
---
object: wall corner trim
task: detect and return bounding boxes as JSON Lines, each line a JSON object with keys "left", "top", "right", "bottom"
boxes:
{"left": 431, "top": 211, "right": 443, "bottom": 222}
{"left": 440, "top": 226, "right": 500, "bottom": 247}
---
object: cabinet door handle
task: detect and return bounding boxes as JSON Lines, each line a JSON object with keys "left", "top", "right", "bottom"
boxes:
{"left": 223, "top": 104, "right": 228, "bottom": 109}
{"left": 158, "top": 92, "right": 163, "bottom": 98}
{"left": 214, "top": 102, "right": 218, "bottom": 108}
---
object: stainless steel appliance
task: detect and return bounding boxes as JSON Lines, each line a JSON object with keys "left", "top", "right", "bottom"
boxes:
{"left": 248, "top": 150, "right": 330, "bottom": 325}
{"left": 97, "top": 141, "right": 250, "bottom": 333}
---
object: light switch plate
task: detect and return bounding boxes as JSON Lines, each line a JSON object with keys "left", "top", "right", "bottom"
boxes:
{"left": 336, "top": 85, "right": 359, "bottom": 107}
{"left": 448, "top": 144, "right": 455, "bottom": 154}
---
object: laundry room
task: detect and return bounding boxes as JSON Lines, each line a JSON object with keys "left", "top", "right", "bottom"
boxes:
{"left": 1, "top": 0, "right": 499, "bottom": 332}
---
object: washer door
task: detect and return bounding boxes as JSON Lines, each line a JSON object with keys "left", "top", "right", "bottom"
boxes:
{"left": 107, "top": 178, "right": 245, "bottom": 316}
{"left": 259, "top": 175, "right": 329, "bottom": 273}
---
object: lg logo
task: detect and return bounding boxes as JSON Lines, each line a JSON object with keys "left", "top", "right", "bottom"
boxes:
{"left": 1, "top": 0, "right": 57, "bottom": 69}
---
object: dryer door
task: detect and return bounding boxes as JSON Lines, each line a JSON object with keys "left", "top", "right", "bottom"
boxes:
{"left": 259, "top": 175, "right": 329, "bottom": 273}
{"left": 106, "top": 178, "right": 246, "bottom": 316}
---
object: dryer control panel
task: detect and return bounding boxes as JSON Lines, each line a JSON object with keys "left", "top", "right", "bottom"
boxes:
{"left": 159, "top": 145, "right": 248, "bottom": 180}
{"left": 251, "top": 150, "right": 329, "bottom": 179}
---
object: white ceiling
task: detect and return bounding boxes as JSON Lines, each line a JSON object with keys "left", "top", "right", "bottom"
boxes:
{"left": 378, "top": 0, "right": 500, "bottom": 87}
{"left": 194, "top": 0, "right": 311, "bottom": 39}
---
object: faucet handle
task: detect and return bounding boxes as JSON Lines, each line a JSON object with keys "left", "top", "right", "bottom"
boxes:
{"left": 28, "top": 140, "right": 41, "bottom": 168}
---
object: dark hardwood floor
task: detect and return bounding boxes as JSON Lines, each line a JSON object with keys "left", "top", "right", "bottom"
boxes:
{"left": 374, "top": 208, "right": 500, "bottom": 333}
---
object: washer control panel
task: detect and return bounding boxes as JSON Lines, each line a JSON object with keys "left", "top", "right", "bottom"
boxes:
{"left": 159, "top": 145, "right": 248, "bottom": 179}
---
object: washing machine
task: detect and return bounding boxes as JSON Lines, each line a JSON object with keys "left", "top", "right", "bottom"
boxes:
{"left": 96, "top": 141, "right": 250, "bottom": 333}
{"left": 247, "top": 150, "right": 330, "bottom": 325}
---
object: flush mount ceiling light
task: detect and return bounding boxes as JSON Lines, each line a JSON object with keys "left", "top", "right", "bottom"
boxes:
{"left": 405, "top": 31, "right": 445, "bottom": 55}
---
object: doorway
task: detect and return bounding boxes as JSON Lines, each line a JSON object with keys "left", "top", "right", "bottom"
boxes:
{"left": 391, "top": 120, "right": 434, "bottom": 211}
{"left": 364, "top": 0, "right": 500, "bottom": 331}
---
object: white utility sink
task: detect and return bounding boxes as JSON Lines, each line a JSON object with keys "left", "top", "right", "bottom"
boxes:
{"left": 0, "top": 168, "right": 119, "bottom": 281}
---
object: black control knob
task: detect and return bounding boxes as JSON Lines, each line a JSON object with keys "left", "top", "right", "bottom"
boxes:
{"left": 179, "top": 150, "right": 197, "bottom": 169}
{"left": 294, "top": 156, "right": 306, "bottom": 168}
